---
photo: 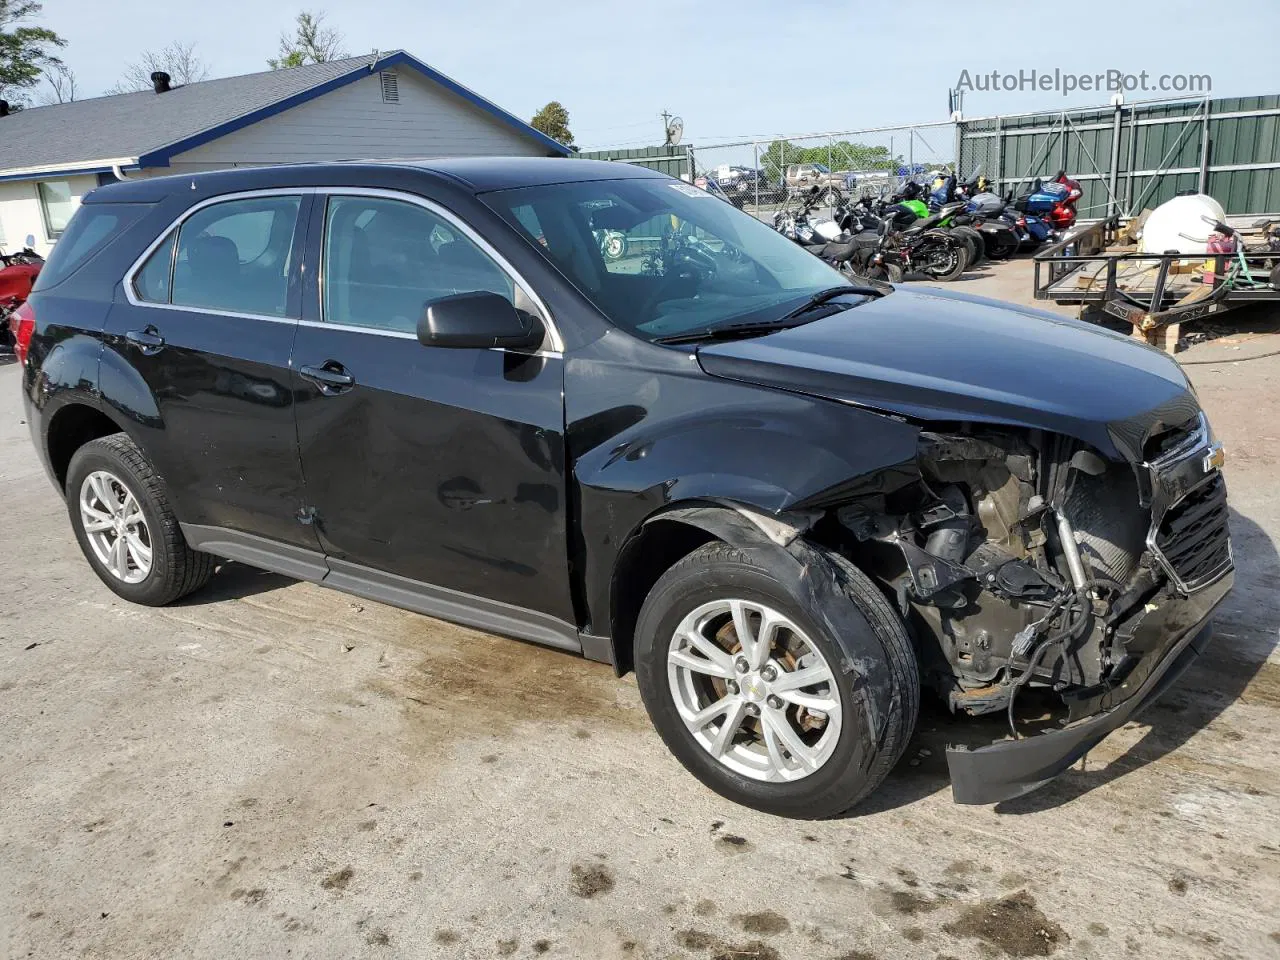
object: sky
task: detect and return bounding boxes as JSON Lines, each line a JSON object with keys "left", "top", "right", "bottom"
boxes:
{"left": 29, "top": 0, "right": 1280, "bottom": 152}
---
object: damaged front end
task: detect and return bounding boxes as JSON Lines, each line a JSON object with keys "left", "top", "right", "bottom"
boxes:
{"left": 831, "top": 413, "right": 1233, "bottom": 804}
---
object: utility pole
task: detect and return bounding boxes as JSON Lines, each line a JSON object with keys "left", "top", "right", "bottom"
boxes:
{"left": 661, "top": 109, "right": 672, "bottom": 145}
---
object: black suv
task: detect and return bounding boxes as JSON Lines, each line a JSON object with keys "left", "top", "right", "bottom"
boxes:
{"left": 15, "top": 159, "right": 1232, "bottom": 817}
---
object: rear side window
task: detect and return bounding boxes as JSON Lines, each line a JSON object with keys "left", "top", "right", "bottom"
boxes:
{"left": 32, "top": 203, "right": 147, "bottom": 291}
{"left": 134, "top": 195, "right": 301, "bottom": 317}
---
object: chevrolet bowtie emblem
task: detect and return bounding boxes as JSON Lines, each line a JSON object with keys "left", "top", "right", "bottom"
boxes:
{"left": 1203, "top": 443, "right": 1226, "bottom": 473}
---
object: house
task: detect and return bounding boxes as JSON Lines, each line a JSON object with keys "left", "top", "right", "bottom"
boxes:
{"left": 0, "top": 51, "right": 570, "bottom": 255}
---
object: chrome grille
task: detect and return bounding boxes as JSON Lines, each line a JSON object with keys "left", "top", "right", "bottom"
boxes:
{"left": 1152, "top": 473, "right": 1231, "bottom": 591}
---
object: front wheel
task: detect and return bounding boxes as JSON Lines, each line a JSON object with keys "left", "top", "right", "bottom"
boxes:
{"left": 951, "top": 226, "right": 985, "bottom": 267}
{"left": 635, "top": 541, "right": 919, "bottom": 819}
{"left": 982, "top": 230, "right": 1018, "bottom": 260}
{"left": 862, "top": 262, "right": 904, "bottom": 283}
{"left": 600, "top": 231, "right": 627, "bottom": 262}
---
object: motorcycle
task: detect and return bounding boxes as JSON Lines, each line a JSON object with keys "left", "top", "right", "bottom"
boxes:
{"left": 1, "top": 236, "right": 42, "bottom": 355}
{"left": 927, "top": 173, "right": 987, "bottom": 267}
{"left": 961, "top": 191, "right": 1022, "bottom": 259}
{"left": 774, "top": 188, "right": 875, "bottom": 274}
{"left": 834, "top": 195, "right": 969, "bottom": 282}
{"left": 1017, "top": 170, "right": 1082, "bottom": 231}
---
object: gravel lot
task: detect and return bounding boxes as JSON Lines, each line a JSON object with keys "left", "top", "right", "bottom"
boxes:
{"left": 2, "top": 261, "right": 1278, "bottom": 960}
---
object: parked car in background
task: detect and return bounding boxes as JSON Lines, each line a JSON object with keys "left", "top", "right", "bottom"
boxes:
{"left": 0, "top": 236, "right": 43, "bottom": 354}
{"left": 784, "top": 163, "right": 855, "bottom": 197}
{"left": 708, "top": 165, "right": 783, "bottom": 206}
{"left": 15, "top": 158, "right": 1232, "bottom": 818}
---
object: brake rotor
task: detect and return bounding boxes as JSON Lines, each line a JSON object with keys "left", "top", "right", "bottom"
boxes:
{"left": 706, "top": 615, "right": 828, "bottom": 739}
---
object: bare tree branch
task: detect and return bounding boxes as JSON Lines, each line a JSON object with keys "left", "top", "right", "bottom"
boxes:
{"left": 38, "top": 58, "right": 74, "bottom": 103}
{"left": 109, "top": 41, "right": 210, "bottom": 94}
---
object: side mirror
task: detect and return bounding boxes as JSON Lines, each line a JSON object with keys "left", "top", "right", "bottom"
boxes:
{"left": 417, "top": 291, "right": 542, "bottom": 350}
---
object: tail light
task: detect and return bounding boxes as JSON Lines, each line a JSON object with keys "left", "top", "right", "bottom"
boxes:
{"left": 10, "top": 301, "right": 34, "bottom": 366}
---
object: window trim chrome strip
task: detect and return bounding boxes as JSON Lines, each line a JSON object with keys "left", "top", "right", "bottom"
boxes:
{"left": 121, "top": 185, "right": 565, "bottom": 355}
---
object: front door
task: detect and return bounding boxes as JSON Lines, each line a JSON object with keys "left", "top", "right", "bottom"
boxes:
{"left": 104, "top": 191, "right": 315, "bottom": 549}
{"left": 290, "top": 191, "right": 572, "bottom": 623}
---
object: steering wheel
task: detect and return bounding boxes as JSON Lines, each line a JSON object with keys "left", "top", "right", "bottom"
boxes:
{"left": 637, "top": 248, "right": 713, "bottom": 318}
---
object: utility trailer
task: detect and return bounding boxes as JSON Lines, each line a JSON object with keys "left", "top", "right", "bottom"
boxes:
{"left": 1032, "top": 215, "right": 1280, "bottom": 353}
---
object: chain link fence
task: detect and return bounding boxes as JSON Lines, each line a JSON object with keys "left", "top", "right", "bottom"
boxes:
{"left": 690, "top": 122, "right": 958, "bottom": 221}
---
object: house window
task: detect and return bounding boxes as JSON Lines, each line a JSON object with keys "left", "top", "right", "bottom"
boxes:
{"left": 37, "top": 180, "right": 75, "bottom": 240}
{"left": 380, "top": 71, "right": 399, "bottom": 103}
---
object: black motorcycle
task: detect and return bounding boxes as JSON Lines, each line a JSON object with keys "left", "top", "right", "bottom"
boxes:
{"left": 838, "top": 197, "right": 969, "bottom": 282}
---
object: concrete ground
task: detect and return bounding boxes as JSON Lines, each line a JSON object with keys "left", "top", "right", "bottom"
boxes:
{"left": 2, "top": 262, "right": 1278, "bottom": 960}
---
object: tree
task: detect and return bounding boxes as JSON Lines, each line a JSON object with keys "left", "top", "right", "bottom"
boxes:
{"left": 268, "top": 11, "right": 346, "bottom": 69}
{"left": 38, "top": 58, "right": 74, "bottom": 103}
{"left": 0, "top": 0, "right": 64, "bottom": 106}
{"left": 110, "top": 41, "right": 209, "bottom": 94}
{"left": 531, "top": 101, "right": 573, "bottom": 146}
{"left": 759, "top": 139, "right": 904, "bottom": 184}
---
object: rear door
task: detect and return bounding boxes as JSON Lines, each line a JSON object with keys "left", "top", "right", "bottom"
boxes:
{"left": 290, "top": 190, "right": 573, "bottom": 622}
{"left": 104, "top": 190, "right": 316, "bottom": 550}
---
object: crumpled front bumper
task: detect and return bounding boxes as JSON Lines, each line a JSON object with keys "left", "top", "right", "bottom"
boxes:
{"left": 946, "top": 569, "right": 1232, "bottom": 805}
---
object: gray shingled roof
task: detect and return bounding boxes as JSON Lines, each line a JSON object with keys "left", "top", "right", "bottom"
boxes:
{"left": 0, "top": 53, "right": 392, "bottom": 174}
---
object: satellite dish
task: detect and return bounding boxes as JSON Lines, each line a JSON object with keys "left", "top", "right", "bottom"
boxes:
{"left": 666, "top": 116, "right": 684, "bottom": 146}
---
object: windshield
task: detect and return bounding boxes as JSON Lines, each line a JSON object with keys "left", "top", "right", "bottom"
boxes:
{"left": 482, "top": 177, "right": 849, "bottom": 342}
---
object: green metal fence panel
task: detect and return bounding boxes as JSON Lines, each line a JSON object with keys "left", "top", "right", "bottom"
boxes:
{"left": 958, "top": 93, "right": 1280, "bottom": 217}
{"left": 576, "top": 145, "right": 692, "bottom": 179}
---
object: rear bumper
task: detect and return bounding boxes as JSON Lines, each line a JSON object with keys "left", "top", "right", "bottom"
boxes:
{"left": 946, "top": 571, "right": 1232, "bottom": 804}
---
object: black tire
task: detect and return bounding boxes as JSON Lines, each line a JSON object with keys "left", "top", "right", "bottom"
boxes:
{"left": 66, "top": 432, "right": 216, "bottom": 606}
{"left": 863, "top": 262, "right": 904, "bottom": 284}
{"left": 983, "top": 233, "right": 1018, "bottom": 260}
{"left": 634, "top": 541, "right": 919, "bottom": 819}
{"left": 951, "top": 226, "right": 985, "bottom": 267}
{"left": 917, "top": 231, "right": 969, "bottom": 282}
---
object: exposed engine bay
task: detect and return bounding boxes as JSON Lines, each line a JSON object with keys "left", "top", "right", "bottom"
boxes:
{"left": 831, "top": 419, "right": 1232, "bottom": 730}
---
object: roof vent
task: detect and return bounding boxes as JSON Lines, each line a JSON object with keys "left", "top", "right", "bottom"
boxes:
{"left": 380, "top": 71, "right": 399, "bottom": 104}
{"left": 151, "top": 71, "right": 172, "bottom": 94}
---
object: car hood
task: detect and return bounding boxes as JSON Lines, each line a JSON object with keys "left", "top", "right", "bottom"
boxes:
{"left": 696, "top": 286, "right": 1196, "bottom": 460}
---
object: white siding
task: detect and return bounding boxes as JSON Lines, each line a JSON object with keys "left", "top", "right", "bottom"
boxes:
{"left": 167, "top": 70, "right": 548, "bottom": 169}
{"left": 0, "top": 174, "right": 99, "bottom": 257}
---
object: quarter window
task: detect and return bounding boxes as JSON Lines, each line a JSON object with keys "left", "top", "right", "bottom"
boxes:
{"left": 322, "top": 195, "right": 514, "bottom": 333}
{"left": 167, "top": 195, "right": 301, "bottom": 317}
{"left": 133, "top": 231, "right": 177, "bottom": 303}
{"left": 38, "top": 180, "right": 75, "bottom": 240}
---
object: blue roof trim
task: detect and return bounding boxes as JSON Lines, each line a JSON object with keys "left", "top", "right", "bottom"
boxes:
{"left": 0, "top": 164, "right": 140, "bottom": 184}
{"left": 137, "top": 51, "right": 570, "bottom": 168}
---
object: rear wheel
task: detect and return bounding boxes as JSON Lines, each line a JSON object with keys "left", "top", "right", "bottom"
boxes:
{"left": 635, "top": 541, "right": 918, "bottom": 818}
{"left": 66, "top": 433, "right": 215, "bottom": 606}
{"left": 916, "top": 232, "right": 969, "bottom": 282}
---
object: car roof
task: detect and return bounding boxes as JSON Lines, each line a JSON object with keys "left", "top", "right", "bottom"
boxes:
{"left": 86, "top": 157, "right": 671, "bottom": 204}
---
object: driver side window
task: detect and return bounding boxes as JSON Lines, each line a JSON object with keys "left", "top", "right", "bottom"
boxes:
{"left": 322, "top": 195, "right": 514, "bottom": 333}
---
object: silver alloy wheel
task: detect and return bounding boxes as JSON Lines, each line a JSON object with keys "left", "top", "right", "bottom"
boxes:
{"left": 79, "top": 470, "right": 153, "bottom": 584}
{"left": 667, "top": 599, "right": 843, "bottom": 782}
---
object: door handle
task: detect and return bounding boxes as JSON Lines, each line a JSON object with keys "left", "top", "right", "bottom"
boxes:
{"left": 299, "top": 361, "right": 355, "bottom": 394}
{"left": 125, "top": 326, "right": 165, "bottom": 356}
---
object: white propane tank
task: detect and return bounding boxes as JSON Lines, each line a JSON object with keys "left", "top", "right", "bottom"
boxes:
{"left": 1138, "top": 194, "right": 1227, "bottom": 255}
